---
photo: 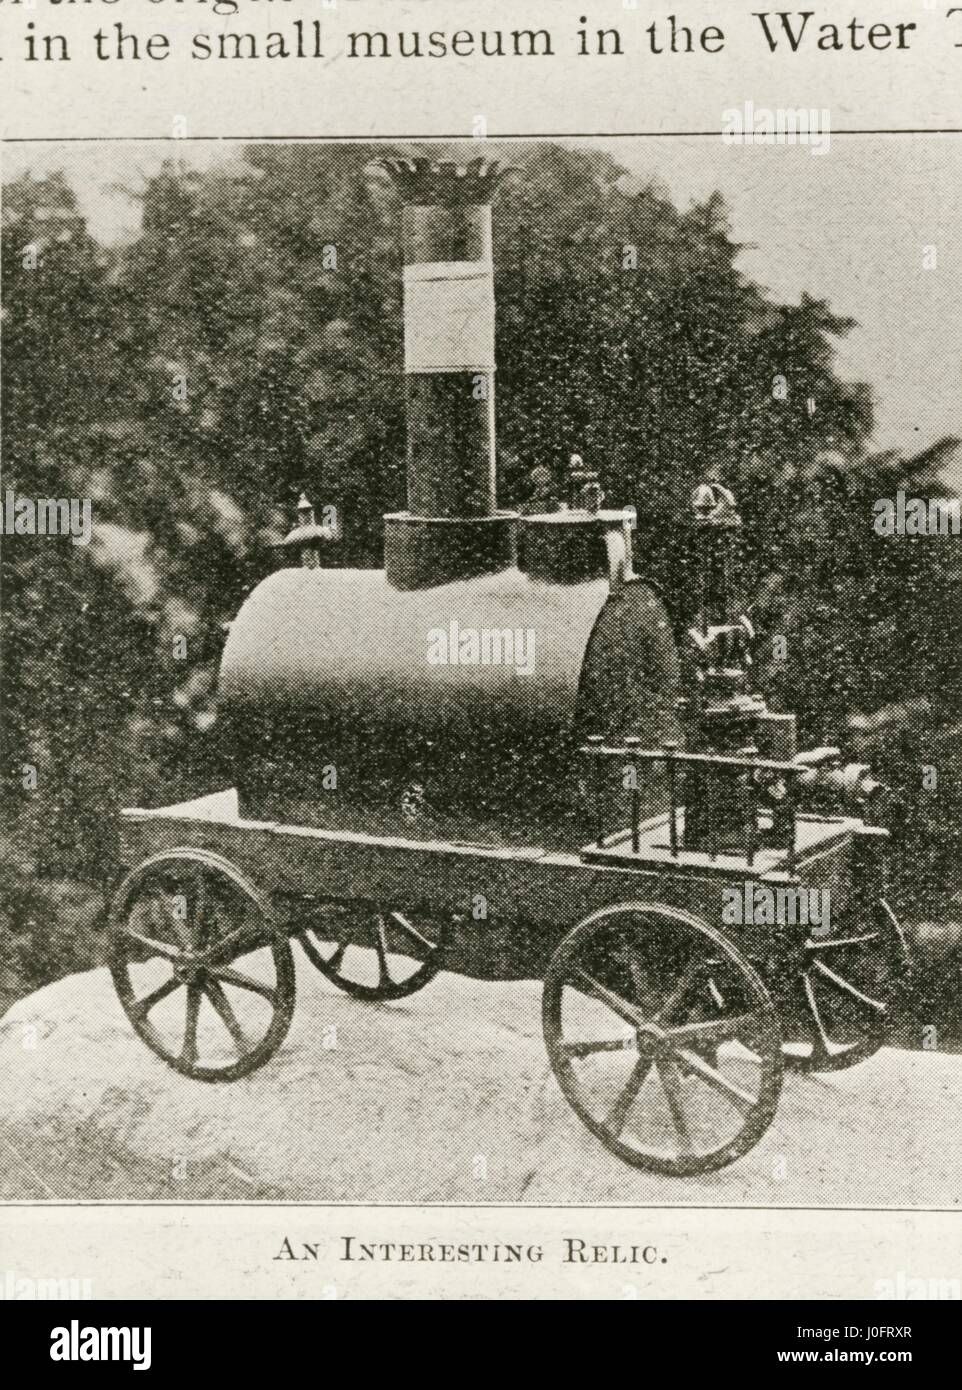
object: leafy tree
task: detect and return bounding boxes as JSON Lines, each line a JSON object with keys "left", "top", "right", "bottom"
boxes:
{"left": 1, "top": 174, "right": 159, "bottom": 875}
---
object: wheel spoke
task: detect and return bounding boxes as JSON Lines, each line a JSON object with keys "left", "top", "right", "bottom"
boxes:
{"left": 573, "top": 969, "right": 646, "bottom": 1029}
{"left": 324, "top": 940, "right": 347, "bottom": 973}
{"left": 148, "top": 887, "right": 194, "bottom": 951}
{"left": 191, "top": 867, "right": 208, "bottom": 949}
{"left": 666, "top": 1012, "right": 763, "bottom": 1048}
{"left": 618, "top": 940, "right": 662, "bottom": 1020}
{"left": 557, "top": 1036, "right": 636, "bottom": 1059}
{"left": 805, "top": 932, "right": 880, "bottom": 952}
{"left": 120, "top": 927, "right": 182, "bottom": 961}
{"left": 654, "top": 956, "right": 705, "bottom": 1025}
{"left": 130, "top": 973, "right": 183, "bottom": 1018}
{"left": 657, "top": 1055, "right": 695, "bottom": 1154}
{"left": 204, "top": 978, "right": 250, "bottom": 1055}
{"left": 388, "top": 912, "right": 437, "bottom": 953}
{"left": 137, "top": 893, "right": 178, "bottom": 947}
{"left": 180, "top": 985, "right": 202, "bottom": 1067}
{"left": 209, "top": 966, "right": 278, "bottom": 1003}
{"left": 373, "top": 916, "right": 392, "bottom": 986}
{"left": 800, "top": 972, "right": 834, "bottom": 1062}
{"left": 203, "top": 924, "right": 263, "bottom": 967}
{"left": 604, "top": 1055, "right": 653, "bottom": 1137}
{"left": 673, "top": 1047, "right": 757, "bottom": 1115}
{"left": 811, "top": 960, "right": 887, "bottom": 1013}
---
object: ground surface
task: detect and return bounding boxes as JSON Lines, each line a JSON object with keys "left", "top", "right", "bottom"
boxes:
{"left": 0, "top": 958, "right": 958, "bottom": 1206}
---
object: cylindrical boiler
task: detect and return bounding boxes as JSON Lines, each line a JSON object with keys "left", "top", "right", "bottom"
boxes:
{"left": 218, "top": 562, "right": 681, "bottom": 848}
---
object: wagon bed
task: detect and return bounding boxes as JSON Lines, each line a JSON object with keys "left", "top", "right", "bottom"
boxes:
{"left": 119, "top": 787, "right": 865, "bottom": 943}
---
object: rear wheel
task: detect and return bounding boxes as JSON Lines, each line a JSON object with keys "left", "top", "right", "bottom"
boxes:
{"left": 780, "top": 899, "right": 911, "bottom": 1073}
{"left": 543, "top": 904, "right": 783, "bottom": 1176}
{"left": 297, "top": 904, "right": 450, "bottom": 1001}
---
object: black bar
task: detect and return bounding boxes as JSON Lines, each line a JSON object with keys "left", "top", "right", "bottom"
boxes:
{"left": 744, "top": 745, "right": 759, "bottom": 868}
{"left": 664, "top": 740, "right": 680, "bottom": 858}
{"left": 625, "top": 736, "right": 641, "bottom": 854}
{"left": 785, "top": 779, "right": 798, "bottom": 874}
{"left": 7, "top": 1298, "right": 951, "bottom": 1365}
{"left": 586, "top": 735, "right": 605, "bottom": 848}
{"left": 578, "top": 744, "right": 803, "bottom": 777}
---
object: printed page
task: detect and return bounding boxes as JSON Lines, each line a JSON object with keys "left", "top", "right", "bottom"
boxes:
{"left": 1, "top": 0, "right": 961, "bottom": 1312}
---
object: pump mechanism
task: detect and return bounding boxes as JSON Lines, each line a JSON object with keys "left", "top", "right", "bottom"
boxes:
{"left": 678, "top": 479, "right": 886, "bottom": 854}
{"left": 577, "top": 478, "right": 890, "bottom": 870}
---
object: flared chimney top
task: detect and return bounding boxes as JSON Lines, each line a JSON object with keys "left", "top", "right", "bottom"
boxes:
{"left": 381, "top": 157, "right": 511, "bottom": 207}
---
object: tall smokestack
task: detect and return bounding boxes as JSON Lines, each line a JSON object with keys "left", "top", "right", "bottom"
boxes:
{"left": 382, "top": 157, "right": 517, "bottom": 589}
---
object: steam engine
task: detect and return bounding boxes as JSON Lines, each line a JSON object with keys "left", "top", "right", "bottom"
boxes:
{"left": 109, "top": 158, "right": 906, "bottom": 1155}
{"left": 217, "top": 158, "right": 880, "bottom": 877}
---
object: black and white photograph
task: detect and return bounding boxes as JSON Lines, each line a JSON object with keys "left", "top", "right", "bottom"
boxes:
{"left": 2, "top": 0, "right": 962, "bottom": 1321}
{"left": 4, "top": 132, "right": 962, "bottom": 1211}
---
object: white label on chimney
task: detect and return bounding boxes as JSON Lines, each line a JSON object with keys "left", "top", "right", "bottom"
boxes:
{"left": 403, "top": 260, "right": 496, "bottom": 373}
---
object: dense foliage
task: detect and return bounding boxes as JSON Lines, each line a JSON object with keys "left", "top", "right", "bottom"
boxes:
{"left": 2, "top": 141, "right": 961, "bottom": 1006}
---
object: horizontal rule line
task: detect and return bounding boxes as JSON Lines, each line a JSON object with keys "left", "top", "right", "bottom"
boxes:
{"left": 4, "top": 129, "right": 962, "bottom": 144}
{"left": 2, "top": 1201, "right": 961, "bottom": 1213}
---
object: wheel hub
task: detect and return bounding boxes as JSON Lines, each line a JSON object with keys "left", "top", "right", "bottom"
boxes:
{"left": 172, "top": 957, "right": 203, "bottom": 985}
{"left": 635, "top": 1021, "right": 669, "bottom": 1055}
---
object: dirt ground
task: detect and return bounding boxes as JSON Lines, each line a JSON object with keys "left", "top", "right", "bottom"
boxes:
{"left": 0, "top": 957, "right": 959, "bottom": 1206}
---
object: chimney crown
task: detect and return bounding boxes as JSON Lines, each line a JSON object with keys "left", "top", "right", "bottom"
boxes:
{"left": 382, "top": 156, "right": 511, "bottom": 207}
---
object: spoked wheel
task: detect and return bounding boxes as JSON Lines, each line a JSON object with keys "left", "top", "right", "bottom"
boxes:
{"left": 109, "top": 849, "right": 296, "bottom": 1082}
{"left": 297, "top": 903, "right": 450, "bottom": 1001}
{"left": 543, "top": 904, "right": 783, "bottom": 1176}
{"left": 781, "top": 898, "right": 912, "bottom": 1073}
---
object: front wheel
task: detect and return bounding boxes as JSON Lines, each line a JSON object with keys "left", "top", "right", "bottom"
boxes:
{"left": 109, "top": 849, "right": 296, "bottom": 1082}
{"left": 543, "top": 904, "right": 783, "bottom": 1176}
